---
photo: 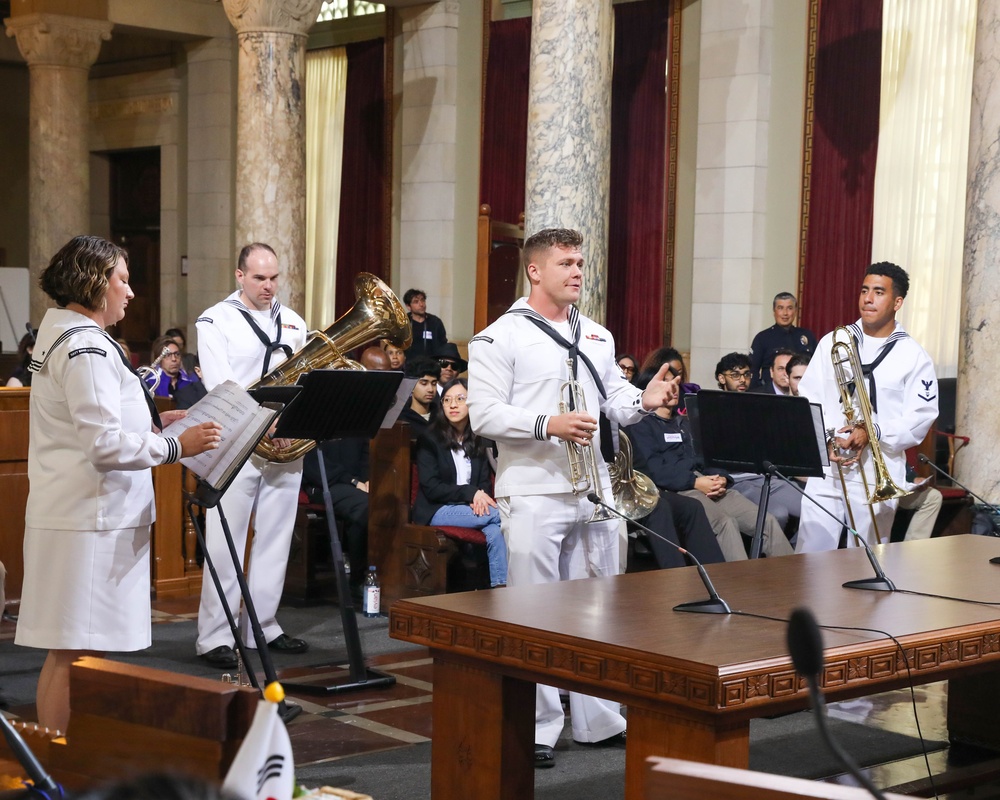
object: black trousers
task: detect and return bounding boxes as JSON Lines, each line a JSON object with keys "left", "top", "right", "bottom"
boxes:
{"left": 638, "top": 491, "right": 725, "bottom": 569}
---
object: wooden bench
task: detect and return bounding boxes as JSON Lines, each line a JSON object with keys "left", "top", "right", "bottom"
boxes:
{"left": 368, "top": 423, "right": 489, "bottom": 607}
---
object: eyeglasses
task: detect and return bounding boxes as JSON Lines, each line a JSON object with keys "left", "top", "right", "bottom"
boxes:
{"left": 442, "top": 394, "right": 468, "bottom": 406}
{"left": 724, "top": 370, "right": 751, "bottom": 381}
{"left": 618, "top": 365, "right": 636, "bottom": 375}
{"left": 162, "top": 351, "right": 181, "bottom": 359}
{"left": 438, "top": 360, "right": 460, "bottom": 369}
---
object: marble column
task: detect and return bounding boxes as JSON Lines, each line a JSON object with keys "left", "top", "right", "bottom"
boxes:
{"left": 957, "top": 1, "right": 1000, "bottom": 492}
{"left": 523, "top": 0, "right": 613, "bottom": 323}
{"left": 221, "top": 0, "right": 323, "bottom": 314}
{"left": 5, "top": 13, "right": 111, "bottom": 321}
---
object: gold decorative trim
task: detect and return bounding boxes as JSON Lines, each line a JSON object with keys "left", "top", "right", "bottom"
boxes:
{"left": 381, "top": 8, "right": 394, "bottom": 280}
{"left": 797, "top": 0, "right": 821, "bottom": 309}
{"left": 662, "top": 0, "right": 682, "bottom": 345}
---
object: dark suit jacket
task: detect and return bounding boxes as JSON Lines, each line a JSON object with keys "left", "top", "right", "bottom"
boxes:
{"left": 412, "top": 431, "right": 493, "bottom": 525}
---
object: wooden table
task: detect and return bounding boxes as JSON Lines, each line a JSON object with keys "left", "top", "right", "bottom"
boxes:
{"left": 389, "top": 535, "right": 1000, "bottom": 799}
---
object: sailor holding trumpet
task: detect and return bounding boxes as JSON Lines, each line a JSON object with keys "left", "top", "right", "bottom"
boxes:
{"left": 467, "top": 228, "right": 680, "bottom": 767}
{"left": 795, "top": 262, "right": 938, "bottom": 553}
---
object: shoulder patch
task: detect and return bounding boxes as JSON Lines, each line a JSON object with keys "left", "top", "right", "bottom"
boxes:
{"left": 196, "top": 316, "right": 213, "bottom": 324}
{"left": 470, "top": 335, "right": 494, "bottom": 345}
{"left": 68, "top": 347, "right": 107, "bottom": 359}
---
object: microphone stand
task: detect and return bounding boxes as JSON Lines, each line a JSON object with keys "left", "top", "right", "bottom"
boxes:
{"left": 763, "top": 463, "right": 896, "bottom": 592}
{"left": 0, "top": 714, "right": 63, "bottom": 799}
{"left": 587, "top": 493, "right": 731, "bottom": 614}
{"left": 917, "top": 454, "right": 1000, "bottom": 563}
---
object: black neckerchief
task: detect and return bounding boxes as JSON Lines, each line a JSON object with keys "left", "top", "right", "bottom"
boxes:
{"left": 849, "top": 335, "right": 897, "bottom": 414}
{"left": 231, "top": 301, "right": 293, "bottom": 380}
{"left": 507, "top": 306, "right": 606, "bottom": 405}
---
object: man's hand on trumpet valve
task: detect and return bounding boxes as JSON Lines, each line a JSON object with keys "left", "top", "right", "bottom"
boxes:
{"left": 548, "top": 410, "right": 599, "bottom": 446}
{"left": 829, "top": 423, "right": 869, "bottom": 465}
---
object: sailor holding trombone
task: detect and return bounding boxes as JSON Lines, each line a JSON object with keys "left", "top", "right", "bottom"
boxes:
{"left": 795, "top": 262, "right": 938, "bottom": 553}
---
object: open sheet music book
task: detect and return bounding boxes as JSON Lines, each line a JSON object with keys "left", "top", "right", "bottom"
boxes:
{"left": 160, "top": 380, "right": 281, "bottom": 490}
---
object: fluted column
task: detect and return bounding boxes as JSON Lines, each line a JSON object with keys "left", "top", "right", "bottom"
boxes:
{"left": 5, "top": 13, "right": 111, "bottom": 320}
{"left": 221, "top": 0, "right": 323, "bottom": 313}
{"left": 957, "top": 1, "right": 1000, "bottom": 492}
{"left": 523, "top": 0, "right": 613, "bottom": 323}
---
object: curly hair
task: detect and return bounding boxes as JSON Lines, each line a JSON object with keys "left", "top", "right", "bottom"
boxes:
{"left": 866, "top": 261, "right": 909, "bottom": 298}
{"left": 40, "top": 236, "right": 128, "bottom": 310}
{"left": 521, "top": 228, "right": 584, "bottom": 271}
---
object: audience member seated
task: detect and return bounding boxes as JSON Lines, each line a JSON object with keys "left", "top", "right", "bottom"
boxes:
{"left": 715, "top": 352, "right": 752, "bottom": 392}
{"left": 433, "top": 341, "right": 467, "bottom": 390}
{"left": 403, "top": 288, "right": 448, "bottom": 359}
{"left": 898, "top": 476, "right": 943, "bottom": 541}
{"left": 360, "top": 345, "right": 390, "bottom": 370}
{"left": 634, "top": 488, "right": 725, "bottom": 570}
{"left": 749, "top": 291, "right": 816, "bottom": 387}
{"left": 398, "top": 357, "right": 441, "bottom": 433}
{"left": 786, "top": 352, "right": 810, "bottom": 396}
{"left": 302, "top": 436, "right": 370, "bottom": 599}
{"left": 626, "top": 358, "right": 794, "bottom": 561}
{"left": 750, "top": 348, "right": 794, "bottom": 395}
{"left": 144, "top": 335, "right": 198, "bottom": 400}
{"left": 413, "top": 378, "right": 506, "bottom": 587}
{"left": 163, "top": 326, "right": 187, "bottom": 353}
{"left": 175, "top": 353, "right": 208, "bottom": 409}
{"left": 616, "top": 353, "right": 638, "bottom": 384}
{"left": 5, "top": 330, "right": 35, "bottom": 387}
{"left": 382, "top": 338, "right": 406, "bottom": 370}
{"left": 642, "top": 347, "right": 699, "bottom": 402}
{"left": 716, "top": 348, "right": 802, "bottom": 535}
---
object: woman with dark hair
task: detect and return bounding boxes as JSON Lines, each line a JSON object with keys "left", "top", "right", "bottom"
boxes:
{"left": 412, "top": 378, "right": 507, "bottom": 587}
{"left": 5, "top": 330, "right": 36, "bottom": 387}
{"left": 615, "top": 353, "right": 638, "bottom": 384}
{"left": 15, "top": 235, "right": 221, "bottom": 732}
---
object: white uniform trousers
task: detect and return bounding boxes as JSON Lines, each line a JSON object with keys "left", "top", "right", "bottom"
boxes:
{"left": 498, "top": 491, "right": 627, "bottom": 747}
{"left": 196, "top": 454, "right": 303, "bottom": 653}
{"left": 796, "top": 466, "right": 897, "bottom": 552}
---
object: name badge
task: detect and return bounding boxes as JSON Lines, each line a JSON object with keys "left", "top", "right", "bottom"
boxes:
{"left": 424, "top": 330, "right": 434, "bottom": 339}
{"left": 663, "top": 433, "right": 683, "bottom": 443}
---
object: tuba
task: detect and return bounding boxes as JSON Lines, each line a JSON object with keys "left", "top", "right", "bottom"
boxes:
{"left": 829, "top": 326, "right": 909, "bottom": 543}
{"left": 251, "top": 273, "right": 412, "bottom": 463}
{"left": 559, "top": 359, "right": 659, "bottom": 522}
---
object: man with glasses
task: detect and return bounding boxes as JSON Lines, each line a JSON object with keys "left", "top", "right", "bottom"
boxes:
{"left": 715, "top": 352, "right": 753, "bottom": 392}
{"left": 432, "top": 342, "right": 468, "bottom": 390}
{"left": 144, "top": 334, "right": 197, "bottom": 400}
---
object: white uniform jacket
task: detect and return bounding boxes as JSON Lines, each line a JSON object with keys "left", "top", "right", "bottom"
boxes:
{"left": 26, "top": 308, "right": 181, "bottom": 531}
{"left": 195, "top": 293, "right": 307, "bottom": 389}
{"left": 797, "top": 319, "right": 938, "bottom": 486}
{"left": 467, "top": 298, "right": 649, "bottom": 498}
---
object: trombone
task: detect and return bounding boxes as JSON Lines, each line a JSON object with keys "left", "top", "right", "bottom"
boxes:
{"left": 829, "top": 326, "right": 909, "bottom": 543}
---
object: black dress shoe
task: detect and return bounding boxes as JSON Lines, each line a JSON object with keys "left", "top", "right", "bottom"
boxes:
{"left": 200, "top": 645, "right": 238, "bottom": 669}
{"left": 534, "top": 743, "right": 555, "bottom": 768}
{"left": 267, "top": 634, "right": 309, "bottom": 654}
{"left": 576, "top": 730, "right": 626, "bottom": 747}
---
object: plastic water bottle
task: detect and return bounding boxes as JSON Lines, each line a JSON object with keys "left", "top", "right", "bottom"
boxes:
{"left": 362, "top": 565, "right": 381, "bottom": 617}
{"left": 343, "top": 555, "right": 351, "bottom": 583}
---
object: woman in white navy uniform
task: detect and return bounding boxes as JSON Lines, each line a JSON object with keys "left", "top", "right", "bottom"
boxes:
{"left": 15, "top": 236, "right": 221, "bottom": 732}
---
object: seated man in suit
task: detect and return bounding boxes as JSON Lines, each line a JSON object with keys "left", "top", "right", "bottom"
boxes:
{"left": 750, "top": 348, "right": 794, "bottom": 396}
{"left": 626, "top": 357, "right": 794, "bottom": 561}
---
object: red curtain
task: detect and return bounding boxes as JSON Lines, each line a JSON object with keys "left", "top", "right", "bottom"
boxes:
{"left": 605, "top": 0, "right": 671, "bottom": 359}
{"left": 800, "top": 0, "right": 882, "bottom": 336}
{"left": 335, "top": 38, "right": 386, "bottom": 318}
{"left": 479, "top": 17, "right": 531, "bottom": 224}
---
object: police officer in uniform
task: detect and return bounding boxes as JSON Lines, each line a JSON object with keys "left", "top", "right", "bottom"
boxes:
{"left": 749, "top": 292, "right": 816, "bottom": 388}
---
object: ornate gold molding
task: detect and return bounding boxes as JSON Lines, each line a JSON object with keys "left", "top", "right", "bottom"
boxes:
{"left": 797, "top": 0, "right": 821, "bottom": 308}
{"left": 5, "top": 12, "right": 111, "bottom": 69}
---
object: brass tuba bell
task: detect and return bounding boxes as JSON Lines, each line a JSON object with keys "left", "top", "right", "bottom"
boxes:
{"left": 250, "top": 273, "right": 412, "bottom": 463}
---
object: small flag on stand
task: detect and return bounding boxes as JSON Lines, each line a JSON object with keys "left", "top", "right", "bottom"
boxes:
{"left": 223, "top": 682, "right": 294, "bottom": 800}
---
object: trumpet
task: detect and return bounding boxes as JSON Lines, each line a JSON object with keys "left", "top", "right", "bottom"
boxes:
{"left": 558, "top": 359, "right": 659, "bottom": 522}
{"left": 830, "top": 326, "right": 909, "bottom": 543}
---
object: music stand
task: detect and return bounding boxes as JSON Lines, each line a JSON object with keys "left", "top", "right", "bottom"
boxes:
{"left": 274, "top": 369, "right": 403, "bottom": 695}
{"left": 184, "top": 386, "right": 301, "bottom": 721}
{"left": 686, "top": 391, "right": 827, "bottom": 558}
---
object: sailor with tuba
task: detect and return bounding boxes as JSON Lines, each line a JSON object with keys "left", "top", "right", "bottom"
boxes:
{"left": 795, "top": 262, "right": 938, "bottom": 553}
{"left": 467, "top": 228, "right": 680, "bottom": 768}
{"left": 193, "top": 243, "right": 311, "bottom": 669}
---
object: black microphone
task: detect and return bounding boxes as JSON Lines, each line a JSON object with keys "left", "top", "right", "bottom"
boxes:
{"left": 586, "top": 492, "right": 731, "bottom": 614}
{"left": 763, "top": 462, "right": 895, "bottom": 592}
{"left": 917, "top": 453, "right": 1000, "bottom": 522}
{"left": 786, "top": 607, "right": 890, "bottom": 800}
{"left": 0, "top": 715, "right": 62, "bottom": 798}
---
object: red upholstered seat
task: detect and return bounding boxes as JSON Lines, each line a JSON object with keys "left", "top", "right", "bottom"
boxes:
{"left": 410, "top": 463, "right": 487, "bottom": 546}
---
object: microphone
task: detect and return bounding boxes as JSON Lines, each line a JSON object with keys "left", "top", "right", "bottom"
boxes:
{"left": 586, "top": 492, "right": 731, "bottom": 614}
{"left": 786, "top": 608, "right": 890, "bottom": 800}
{"left": 763, "top": 462, "right": 895, "bottom": 592}
{"left": 917, "top": 453, "right": 1000, "bottom": 522}
{"left": 0, "top": 715, "right": 62, "bottom": 798}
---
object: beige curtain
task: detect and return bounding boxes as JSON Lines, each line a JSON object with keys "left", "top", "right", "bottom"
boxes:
{"left": 871, "top": 0, "right": 976, "bottom": 378}
{"left": 305, "top": 47, "right": 348, "bottom": 329}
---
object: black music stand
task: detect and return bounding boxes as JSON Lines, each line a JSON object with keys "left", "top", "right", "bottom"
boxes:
{"left": 275, "top": 368, "right": 403, "bottom": 695}
{"left": 685, "top": 391, "right": 827, "bottom": 558}
{"left": 184, "top": 386, "right": 302, "bottom": 721}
